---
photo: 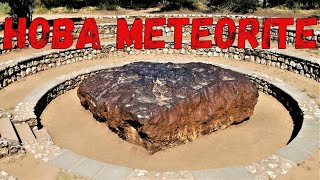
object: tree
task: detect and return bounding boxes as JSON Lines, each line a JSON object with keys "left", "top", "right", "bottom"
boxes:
{"left": 263, "top": 0, "right": 267, "bottom": 8}
{"left": 231, "top": 0, "right": 258, "bottom": 13}
{"left": 161, "top": 0, "right": 196, "bottom": 11}
{"left": 268, "top": 0, "right": 285, "bottom": 7}
{"left": 208, "top": 0, "right": 258, "bottom": 13}
{"left": 0, "top": 0, "right": 35, "bottom": 25}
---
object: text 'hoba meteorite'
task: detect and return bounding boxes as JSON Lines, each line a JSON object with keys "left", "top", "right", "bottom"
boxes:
{"left": 77, "top": 62, "right": 259, "bottom": 154}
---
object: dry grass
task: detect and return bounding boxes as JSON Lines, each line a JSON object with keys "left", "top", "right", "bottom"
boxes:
{"left": 253, "top": 7, "right": 320, "bottom": 18}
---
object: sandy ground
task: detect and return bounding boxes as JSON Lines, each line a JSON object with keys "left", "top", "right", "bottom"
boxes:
{"left": 0, "top": 54, "right": 318, "bottom": 178}
{"left": 41, "top": 89, "right": 292, "bottom": 171}
{"left": 278, "top": 150, "right": 320, "bottom": 180}
{"left": 0, "top": 154, "right": 88, "bottom": 180}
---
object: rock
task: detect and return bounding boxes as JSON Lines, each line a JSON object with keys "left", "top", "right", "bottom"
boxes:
{"left": 78, "top": 62, "right": 259, "bottom": 154}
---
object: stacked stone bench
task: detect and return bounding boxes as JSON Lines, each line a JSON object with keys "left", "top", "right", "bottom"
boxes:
{"left": 0, "top": 42, "right": 319, "bottom": 94}
{"left": 0, "top": 110, "right": 40, "bottom": 159}
{"left": 0, "top": 109, "right": 52, "bottom": 159}
{"left": 10, "top": 59, "right": 319, "bottom": 179}
{"left": 0, "top": 115, "right": 21, "bottom": 158}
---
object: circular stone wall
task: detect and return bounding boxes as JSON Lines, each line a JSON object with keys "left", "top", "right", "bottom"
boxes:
{"left": 3, "top": 57, "right": 319, "bottom": 180}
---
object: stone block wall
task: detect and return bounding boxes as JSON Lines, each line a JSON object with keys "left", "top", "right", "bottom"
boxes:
{"left": 35, "top": 71, "right": 103, "bottom": 125}
{"left": 249, "top": 76, "right": 303, "bottom": 141}
{"left": 0, "top": 42, "right": 319, "bottom": 93}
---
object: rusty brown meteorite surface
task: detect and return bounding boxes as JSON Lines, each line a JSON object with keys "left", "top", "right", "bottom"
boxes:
{"left": 77, "top": 62, "right": 259, "bottom": 154}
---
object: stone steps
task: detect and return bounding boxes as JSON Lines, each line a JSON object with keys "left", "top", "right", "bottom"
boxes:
{"left": 34, "top": 128, "right": 52, "bottom": 141}
{"left": 0, "top": 117, "right": 19, "bottom": 142}
{"left": 14, "top": 123, "right": 36, "bottom": 143}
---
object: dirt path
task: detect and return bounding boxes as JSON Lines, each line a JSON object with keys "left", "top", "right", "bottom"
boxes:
{"left": 278, "top": 150, "right": 320, "bottom": 180}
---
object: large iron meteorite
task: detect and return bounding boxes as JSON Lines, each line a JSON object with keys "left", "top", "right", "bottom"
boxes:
{"left": 77, "top": 62, "right": 259, "bottom": 153}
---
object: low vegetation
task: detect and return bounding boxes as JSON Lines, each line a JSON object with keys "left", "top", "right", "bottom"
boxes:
{"left": 0, "top": 0, "right": 319, "bottom": 25}
{"left": 0, "top": 0, "right": 35, "bottom": 25}
{"left": 0, "top": 2, "right": 10, "bottom": 15}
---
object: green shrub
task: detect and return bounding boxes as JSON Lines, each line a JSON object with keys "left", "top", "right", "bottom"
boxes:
{"left": 120, "top": 0, "right": 160, "bottom": 9}
{"left": 286, "top": 0, "right": 299, "bottom": 9}
{"left": 161, "top": 0, "right": 197, "bottom": 11}
{"left": 97, "top": 0, "right": 118, "bottom": 10}
{"left": 0, "top": 2, "right": 10, "bottom": 14}
{"left": 268, "top": 0, "right": 286, "bottom": 7}
{"left": 41, "top": 0, "right": 159, "bottom": 9}
{"left": 209, "top": 0, "right": 258, "bottom": 13}
{"left": 230, "top": 0, "right": 258, "bottom": 13}
{"left": 41, "top": 0, "right": 99, "bottom": 9}
{"left": 0, "top": 0, "right": 35, "bottom": 25}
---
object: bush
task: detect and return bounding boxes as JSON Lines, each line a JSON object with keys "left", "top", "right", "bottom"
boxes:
{"left": 120, "top": 0, "right": 160, "bottom": 9}
{"left": 161, "top": 0, "right": 197, "bottom": 11}
{"left": 0, "top": 2, "right": 10, "bottom": 14}
{"left": 41, "top": 0, "right": 99, "bottom": 9}
{"left": 284, "top": 0, "right": 320, "bottom": 9}
{"left": 41, "top": 0, "right": 160, "bottom": 9}
{"left": 209, "top": 0, "right": 258, "bottom": 13}
{"left": 230, "top": 0, "right": 258, "bottom": 13}
{"left": 0, "top": 0, "right": 35, "bottom": 25}
{"left": 268, "top": 0, "right": 286, "bottom": 7}
{"left": 97, "top": 0, "right": 118, "bottom": 10}
{"left": 285, "top": 0, "right": 299, "bottom": 9}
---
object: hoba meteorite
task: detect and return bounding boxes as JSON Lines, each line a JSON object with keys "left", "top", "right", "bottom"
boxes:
{"left": 77, "top": 62, "right": 259, "bottom": 154}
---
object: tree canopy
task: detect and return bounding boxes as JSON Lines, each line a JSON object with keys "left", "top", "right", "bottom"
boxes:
{"left": 0, "top": 0, "right": 35, "bottom": 25}
{"left": 0, "top": 0, "right": 319, "bottom": 26}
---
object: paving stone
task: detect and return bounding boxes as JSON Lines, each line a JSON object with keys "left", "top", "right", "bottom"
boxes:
{"left": 50, "top": 150, "right": 84, "bottom": 170}
{"left": 287, "top": 135, "right": 318, "bottom": 154}
{"left": 192, "top": 166, "right": 254, "bottom": 180}
{"left": 33, "top": 128, "right": 52, "bottom": 141}
{"left": 23, "top": 138, "right": 62, "bottom": 162}
{"left": 301, "top": 118, "right": 320, "bottom": 130}
{"left": 94, "top": 163, "right": 132, "bottom": 180}
{"left": 246, "top": 154, "right": 296, "bottom": 179}
{"left": 127, "top": 169, "right": 193, "bottom": 180}
{"left": 275, "top": 145, "right": 313, "bottom": 164}
{"left": 298, "top": 123, "right": 320, "bottom": 150}
{"left": 0, "top": 117, "right": 19, "bottom": 141}
{"left": 70, "top": 158, "right": 105, "bottom": 178}
{"left": 14, "top": 123, "right": 35, "bottom": 143}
